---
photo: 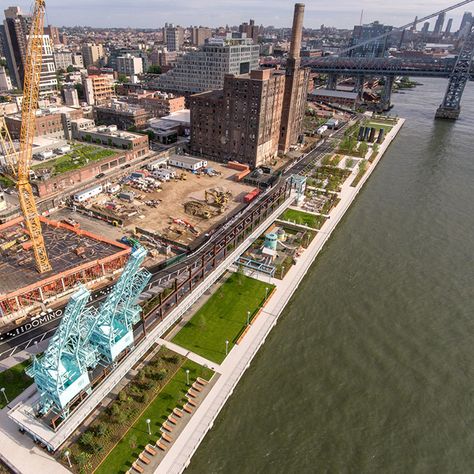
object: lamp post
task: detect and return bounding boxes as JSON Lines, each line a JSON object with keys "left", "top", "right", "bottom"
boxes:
{"left": 225, "top": 340, "right": 229, "bottom": 355}
{"left": 247, "top": 311, "right": 251, "bottom": 326}
{"left": 265, "top": 287, "right": 269, "bottom": 300}
{"left": 64, "top": 450, "right": 72, "bottom": 468}
{"left": 186, "top": 369, "right": 190, "bottom": 386}
{"left": 146, "top": 418, "right": 151, "bottom": 435}
{"left": 0, "top": 387, "right": 8, "bottom": 405}
{"left": 281, "top": 265, "right": 285, "bottom": 279}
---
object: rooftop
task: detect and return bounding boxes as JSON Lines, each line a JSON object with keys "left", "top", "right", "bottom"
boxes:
{"left": 0, "top": 217, "right": 125, "bottom": 296}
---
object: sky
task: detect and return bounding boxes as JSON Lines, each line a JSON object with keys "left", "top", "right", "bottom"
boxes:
{"left": 34, "top": 0, "right": 472, "bottom": 30}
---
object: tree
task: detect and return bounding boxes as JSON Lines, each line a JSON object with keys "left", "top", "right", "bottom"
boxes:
{"left": 147, "top": 65, "right": 162, "bottom": 74}
{"left": 117, "top": 74, "right": 128, "bottom": 83}
{"left": 75, "top": 83, "right": 84, "bottom": 100}
{"left": 358, "top": 142, "right": 369, "bottom": 157}
{"left": 66, "top": 65, "right": 75, "bottom": 73}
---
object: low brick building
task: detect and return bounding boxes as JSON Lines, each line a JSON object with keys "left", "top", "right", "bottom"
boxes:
{"left": 94, "top": 101, "right": 150, "bottom": 130}
{"left": 5, "top": 106, "right": 84, "bottom": 140}
{"left": 126, "top": 90, "right": 185, "bottom": 118}
{"left": 33, "top": 143, "right": 148, "bottom": 198}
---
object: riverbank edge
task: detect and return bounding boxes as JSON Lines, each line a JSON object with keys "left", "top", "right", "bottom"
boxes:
{"left": 155, "top": 117, "right": 406, "bottom": 474}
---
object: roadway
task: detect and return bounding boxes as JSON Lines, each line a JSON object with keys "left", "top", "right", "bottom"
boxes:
{"left": 0, "top": 120, "right": 353, "bottom": 361}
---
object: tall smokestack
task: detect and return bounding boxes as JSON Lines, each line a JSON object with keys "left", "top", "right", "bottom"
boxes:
{"left": 289, "top": 3, "right": 305, "bottom": 60}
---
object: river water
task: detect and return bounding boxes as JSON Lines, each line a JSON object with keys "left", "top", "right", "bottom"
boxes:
{"left": 187, "top": 78, "right": 474, "bottom": 474}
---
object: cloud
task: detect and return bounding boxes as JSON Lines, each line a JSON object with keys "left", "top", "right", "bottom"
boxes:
{"left": 33, "top": 0, "right": 472, "bottom": 29}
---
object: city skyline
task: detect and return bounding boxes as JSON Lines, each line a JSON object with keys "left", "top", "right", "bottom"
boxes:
{"left": 10, "top": 0, "right": 472, "bottom": 29}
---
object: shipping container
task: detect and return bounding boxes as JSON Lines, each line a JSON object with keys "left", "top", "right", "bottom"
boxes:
{"left": 358, "top": 127, "right": 365, "bottom": 141}
{"left": 244, "top": 188, "right": 261, "bottom": 203}
{"left": 377, "top": 129, "right": 385, "bottom": 144}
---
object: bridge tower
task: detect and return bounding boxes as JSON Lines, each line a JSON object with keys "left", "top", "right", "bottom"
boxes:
{"left": 436, "top": 24, "right": 474, "bottom": 119}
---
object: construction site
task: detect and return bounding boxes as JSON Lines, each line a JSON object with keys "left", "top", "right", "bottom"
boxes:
{"left": 68, "top": 160, "right": 255, "bottom": 248}
{"left": 0, "top": 216, "right": 130, "bottom": 324}
{"left": 0, "top": 0, "right": 132, "bottom": 327}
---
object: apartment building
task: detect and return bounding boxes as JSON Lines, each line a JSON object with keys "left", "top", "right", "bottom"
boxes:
{"left": 83, "top": 74, "right": 114, "bottom": 106}
{"left": 157, "top": 33, "right": 260, "bottom": 94}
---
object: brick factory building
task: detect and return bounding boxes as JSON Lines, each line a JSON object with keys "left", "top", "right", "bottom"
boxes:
{"left": 189, "top": 3, "right": 309, "bottom": 167}
{"left": 190, "top": 69, "right": 285, "bottom": 168}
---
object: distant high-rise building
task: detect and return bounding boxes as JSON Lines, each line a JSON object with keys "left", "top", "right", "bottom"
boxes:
{"left": 117, "top": 53, "right": 143, "bottom": 77}
{"left": 458, "top": 12, "right": 473, "bottom": 36}
{"left": 81, "top": 43, "right": 105, "bottom": 67}
{"left": 349, "top": 21, "right": 393, "bottom": 58}
{"left": 53, "top": 50, "right": 73, "bottom": 71}
{"left": 191, "top": 27, "right": 212, "bottom": 46}
{"left": 2, "top": 6, "right": 57, "bottom": 94}
{"left": 0, "top": 66, "right": 12, "bottom": 91}
{"left": 83, "top": 74, "right": 114, "bottom": 106}
{"left": 150, "top": 48, "right": 177, "bottom": 67}
{"left": 63, "top": 85, "right": 80, "bottom": 107}
{"left": 239, "top": 19, "right": 260, "bottom": 42}
{"left": 44, "top": 25, "right": 60, "bottom": 45}
{"left": 37, "top": 35, "right": 58, "bottom": 95}
{"left": 421, "top": 22, "right": 430, "bottom": 34}
{"left": 164, "top": 24, "right": 184, "bottom": 52}
{"left": 433, "top": 12, "right": 445, "bottom": 36}
{"left": 2, "top": 6, "right": 30, "bottom": 88}
{"left": 157, "top": 33, "right": 260, "bottom": 94}
{"left": 445, "top": 18, "right": 453, "bottom": 35}
{"left": 72, "top": 52, "right": 84, "bottom": 68}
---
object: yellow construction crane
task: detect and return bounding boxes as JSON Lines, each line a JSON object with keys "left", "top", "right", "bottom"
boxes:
{"left": 0, "top": 0, "right": 51, "bottom": 273}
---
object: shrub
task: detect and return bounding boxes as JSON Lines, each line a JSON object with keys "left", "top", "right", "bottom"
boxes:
{"left": 79, "top": 431, "right": 95, "bottom": 451}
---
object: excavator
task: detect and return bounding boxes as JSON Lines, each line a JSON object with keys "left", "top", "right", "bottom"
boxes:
{"left": 0, "top": 0, "right": 51, "bottom": 273}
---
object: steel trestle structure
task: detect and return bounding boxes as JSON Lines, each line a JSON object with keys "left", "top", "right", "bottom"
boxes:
{"left": 436, "top": 25, "right": 474, "bottom": 118}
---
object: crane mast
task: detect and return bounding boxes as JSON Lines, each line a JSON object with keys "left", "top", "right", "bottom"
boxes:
{"left": 17, "top": 0, "right": 51, "bottom": 273}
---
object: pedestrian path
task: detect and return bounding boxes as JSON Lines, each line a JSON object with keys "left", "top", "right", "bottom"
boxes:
{"left": 156, "top": 339, "right": 222, "bottom": 374}
{"left": 155, "top": 119, "right": 405, "bottom": 474}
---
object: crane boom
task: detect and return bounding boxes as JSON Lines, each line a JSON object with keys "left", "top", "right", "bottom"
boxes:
{"left": 17, "top": 0, "right": 51, "bottom": 273}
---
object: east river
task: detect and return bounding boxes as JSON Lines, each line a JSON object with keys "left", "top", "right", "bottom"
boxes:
{"left": 187, "top": 78, "right": 474, "bottom": 473}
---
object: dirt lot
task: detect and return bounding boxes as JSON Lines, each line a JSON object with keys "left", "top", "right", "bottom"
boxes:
{"left": 126, "top": 163, "right": 254, "bottom": 245}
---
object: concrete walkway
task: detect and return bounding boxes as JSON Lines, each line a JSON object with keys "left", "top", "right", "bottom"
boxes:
{"left": 155, "top": 119, "right": 405, "bottom": 474}
{"left": 156, "top": 339, "right": 222, "bottom": 374}
{"left": 0, "top": 193, "right": 294, "bottom": 473}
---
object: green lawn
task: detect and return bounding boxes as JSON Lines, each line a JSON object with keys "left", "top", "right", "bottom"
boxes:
{"left": 280, "top": 208, "right": 326, "bottom": 229}
{"left": 365, "top": 121, "right": 393, "bottom": 134}
{"left": 95, "top": 361, "right": 213, "bottom": 474}
{"left": 0, "top": 174, "right": 15, "bottom": 189}
{"left": 32, "top": 144, "right": 117, "bottom": 176}
{"left": 0, "top": 360, "right": 32, "bottom": 408}
{"left": 172, "top": 273, "right": 274, "bottom": 363}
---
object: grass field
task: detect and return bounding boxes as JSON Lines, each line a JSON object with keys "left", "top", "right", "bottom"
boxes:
{"left": 0, "top": 360, "right": 32, "bottom": 408}
{"left": 32, "top": 144, "right": 117, "bottom": 176}
{"left": 172, "top": 273, "right": 274, "bottom": 363}
{"left": 280, "top": 208, "right": 326, "bottom": 229}
{"left": 95, "top": 360, "right": 213, "bottom": 474}
{"left": 365, "top": 121, "right": 393, "bottom": 134}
